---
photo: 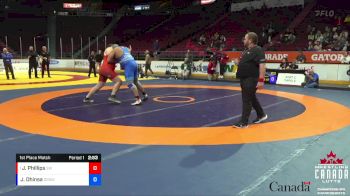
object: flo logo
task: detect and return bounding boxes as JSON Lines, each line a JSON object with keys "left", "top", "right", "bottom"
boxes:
{"left": 315, "top": 151, "right": 349, "bottom": 184}
{"left": 269, "top": 181, "right": 311, "bottom": 192}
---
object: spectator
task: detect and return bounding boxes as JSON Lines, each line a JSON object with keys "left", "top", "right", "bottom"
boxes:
{"left": 345, "top": 14, "right": 350, "bottom": 24}
{"left": 218, "top": 52, "right": 229, "bottom": 79}
{"left": 307, "top": 31, "right": 315, "bottom": 42}
{"left": 325, "top": 26, "right": 332, "bottom": 37}
{"left": 28, "top": 46, "right": 39, "bottom": 79}
{"left": 267, "top": 25, "right": 275, "bottom": 42}
{"left": 332, "top": 29, "right": 339, "bottom": 40}
{"left": 315, "top": 30, "right": 323, "bottom": 43}
{"left": 332, "top": 26, "right": 337, "bottom": 32}
{"left": 288, "top": 29, "right": 296, "bottom": 43}
{"left": 340, "top": 31, "right": 349, "bottom": 51}
{"left": 137, "top": 63, "right": 145, "bottom": 78}
{"left": 210, "top": 34, "right": 214, "bottom": 47}
{"left": 281, "top": 28, "right": 291, "bottom": 43}
{"left": 185, "top": 49, "right": 193, "bottom": 64}
{"left": 180, "top": 57, "right": 191, "bottom": 80}
{"left": 206, "top": 46, "right": 213, "bottom": 55}
{"left": 199, "top": 34, "right": 206, "bottom": 45}
{"left": 311, "top": 26, "right": 316, "bottom": 34}
{"left": 207, "top": 55, "right": 218, "bottom": 81}
{"left": 343, "top": 41, "right": 349, "bottom": 51}
{"left": 335, "top": 15, "right": 343, "bottom": 27}
{"left": 144, "top": 50, "right": 154, "bottom": 78}
{"left": 341, "top": 52, "right": 350, "bottom": 64}
{"left": 289, "top": 61, "right": 299, "bottom": 70}
{"left": 334, "top": 32, "right": 347, "bottom": 51}
{"left": 323, "top": 30, "right": 332, "bottom": 45}
{"left": 336, "top": 25, "right": 342, "bottom": 32}
{"left": 266, "top": 41, "right": 276, "bottom": 51}
{"left": 313, "top": 41, "right": 322, "bottom": 51}
{"left": 280, "top": 57, "right": 290, "bottom": 70}
{"left": 307, "top": 41, "right": 314, "bottom": 51}
{"left": 1, "top": 47, "right": 15, "bottom": 80}
{"left": 296, "top": 51, "right": 306, "bottom": 63}
{"left": 324, "top": 26, "right": 330, "bottom": 33}
{"left": 303, "top": 69, "right": 319, "bottom": 88}
{"left": 211, "top": 32, "right": 220, "bottom": 48}
{"left": 195, "top": 58, "right": 204, "bottom": 72}
{"left": 214, "top": 32, "right": 219, "bottom": 40}
{"left": 260, "top": 29, "right": 268, "bottom": 46}
{"left": 280, "top": 28, "right": 296, "bottom": 44}
{"left": 219, "top": 34, "right": 226, "bottom": 50}
{"left": 88, "top": 50, "right": 97, "bottom": 78}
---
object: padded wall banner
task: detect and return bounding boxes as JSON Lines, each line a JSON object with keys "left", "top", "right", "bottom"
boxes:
{"left": 226, "top": 51, "right": 347, "bottom": 64}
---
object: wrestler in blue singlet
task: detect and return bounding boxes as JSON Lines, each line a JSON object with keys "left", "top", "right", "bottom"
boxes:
{"left": 116, "top": 46, "right": 138, "bottom": 82}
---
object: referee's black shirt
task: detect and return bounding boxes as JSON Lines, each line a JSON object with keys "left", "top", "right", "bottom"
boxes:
{"left": 28, "top": 51, "right": 38, "bottom": 64}
{"left": 40, "top": 51, "right": 50, "bottom": 64}
{"left": 236, "top": 46, "right": 266, "bottom": 78}
{"left": 95, "top": 54, "right": 103, "bottom": 63}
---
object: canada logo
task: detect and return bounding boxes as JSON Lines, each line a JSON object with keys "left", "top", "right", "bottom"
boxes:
{"left": 315, "top": 151, "right": 349, "bottom": 184}
{"left": 320, "top": 151, "right": 343, "bottom": 164}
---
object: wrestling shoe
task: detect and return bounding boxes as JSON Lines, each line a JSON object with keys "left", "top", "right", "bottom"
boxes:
{"left": 83, "top": 98, "right": 94, "bottom": 103}
{"left": 142, "top": 94, "right": 149, "bottom": 101}
{"left": 108, "top": 96, "right": 121, "bottom": 104}
{"left": 252, "top": 114, "right": 268, "bottom": 124}
{"left": 131, "top": 99, "right": 142, "bottom": 106}
{"left": 232, "top": 122, "right": 249, "bottom": 128}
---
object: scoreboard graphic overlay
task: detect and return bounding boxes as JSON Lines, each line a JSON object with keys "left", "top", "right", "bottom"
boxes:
{"left": 16, "top": 154, "right": 102, "bottom": 186}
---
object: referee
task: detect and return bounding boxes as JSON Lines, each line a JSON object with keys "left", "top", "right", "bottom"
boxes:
{"left": 28, "top": 46, "right": 39, "bottom": 79}
{"left": 95, "top": 50, "right": 103, "bottom": 70}
{"left": 233, "top": 32, "right": 268, "bottom": 128}
{"left": 88, "top": 51, "right": 97, "bottom": 77}
{"left": 39, "top": 46, "right": 51, "bottom": 78}
{"left": 1, "top": 48, "right": 15, "bottom": 80}
{"left": 144, "top": 50, "right": 153, "bottom": 78}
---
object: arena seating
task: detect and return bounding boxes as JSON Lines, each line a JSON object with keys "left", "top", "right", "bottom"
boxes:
{"left": 3, "top": 1, "right": 346, "bottom": 57}
{"left": 273, "top": 4, "right": 350, "bottom": 51}
{"left": 125, "top": 13, "right": 209, "bottom": 52}
{"left": 166, "top": 5, "right": 302, "bottom": 53}
{"left": 109, "top": 14, "right": 168, "bottom": 43}
{"left": 0, "top": 14, "right": 47, "bottom": 54}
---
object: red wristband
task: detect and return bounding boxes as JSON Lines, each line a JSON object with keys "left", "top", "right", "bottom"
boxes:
{"left": 258, "top": 78, "right": 265, "bottom": 82}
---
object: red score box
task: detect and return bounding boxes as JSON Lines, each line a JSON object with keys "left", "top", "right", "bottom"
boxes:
{"left": 89, "top": 162, "right": 101, "bottom": 174}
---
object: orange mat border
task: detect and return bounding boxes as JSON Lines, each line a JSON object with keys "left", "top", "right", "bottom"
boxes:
{"left": 0, "top": 84, "right": 349, "bottom": 145}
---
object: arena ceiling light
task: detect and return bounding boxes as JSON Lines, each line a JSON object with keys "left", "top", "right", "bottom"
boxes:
{"left": 201, "top": 0, "right": 216, "bottom": 5}
{"left": 134, "top": 4, "right": 150, "bottom": 11}
{"left": 63, "top": 3, "right": 83, "bottom": 9}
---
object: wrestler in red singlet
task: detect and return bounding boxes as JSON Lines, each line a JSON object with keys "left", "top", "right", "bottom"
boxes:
{"left": 98, "top": 55, "right": 118, "bottom": 83}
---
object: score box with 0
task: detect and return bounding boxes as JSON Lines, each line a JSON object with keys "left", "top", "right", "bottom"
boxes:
{"left": 16, "top": 154, "right": 102, "bottom": 186}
